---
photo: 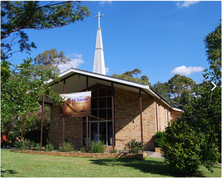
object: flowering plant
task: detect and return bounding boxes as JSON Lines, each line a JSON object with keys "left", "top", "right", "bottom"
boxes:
{"left": 13, "top": 137, "right": 35, "bottom": 150}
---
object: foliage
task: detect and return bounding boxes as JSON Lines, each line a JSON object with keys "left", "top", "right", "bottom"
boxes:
{"left": 80, "top": 147, "right": 85, "bottom": 153}
{"left": 35, "top": 143, "right": 41, "bottom": 151}
{"left": 152, "top": 81, "right": 173, "bottom": 105}
{"left": 90, "top": 141, "right": 105, "bottom": 153}
{"left": 155, "top": 131, "right": 166, "bottom": 148}
{"left": 35, "top": 48, "right": 71, "bottom": 73}
{"left": 162, "top": 22, "right": 221, "bottom": 175}
{"left": 59, "top": 142, "right": 74, "bottom": 152}
{"left": 13, "top": 137, "right": 35, "bottom": 150}
{"left": 112, "top": 68, "right": 150, "bottom": 85}
{"left": 204, "top": 22, "right": 221, "bottom": 71}
{"left": 45, "top": 143, "right": 54, "bottom": 152}
{"left": 1, "top": 1, "right": 90, "bottom": 60}
{"left": 1, "top": 59, "right": 62, "bottom": 131}
{"left": 166, "top": 74, "right": 196, "bottom": 109}
{"left": 162, "top": 118, "right": 220, "bottom": 175}
{"left": 109, "top": 149, "right": 117, "bottom": 153}
{"left": 125, "top": 139, "right": 144, "bottom": 153}
{"left": 23, "top": 107, "right": 51, "bottom": 146}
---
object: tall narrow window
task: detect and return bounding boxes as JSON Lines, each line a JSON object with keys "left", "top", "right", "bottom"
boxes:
{"left": 82, "top": 85, "right": 114, "bottom": 146}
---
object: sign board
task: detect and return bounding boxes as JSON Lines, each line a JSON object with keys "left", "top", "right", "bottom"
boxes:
{"left": 59, "top": 91, "right": 91, "bottom": 117}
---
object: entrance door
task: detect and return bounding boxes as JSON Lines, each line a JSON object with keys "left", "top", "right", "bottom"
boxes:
{"left": 90, "top": 122, "right": 106, "bottom": 144}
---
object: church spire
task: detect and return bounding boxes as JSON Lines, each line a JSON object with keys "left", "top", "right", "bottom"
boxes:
{"left": 93, "top": 11, "right": 106, "bottom": 75}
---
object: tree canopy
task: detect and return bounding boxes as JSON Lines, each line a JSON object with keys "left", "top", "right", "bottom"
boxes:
{"left": 1, "top": 1, "right": 90, "bottom": 60}
{"left": 1, "top": 59, "right": 62, "bottom": 131}
{"left": 34, "top": 48, "right": 71, "bottom": 73}
{"left": 112, "top": 68, "right": 150, "bottom": 85}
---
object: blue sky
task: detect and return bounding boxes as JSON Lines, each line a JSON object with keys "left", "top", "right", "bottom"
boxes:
{"left": 9, "top": 1, "right": 221, "bottom": 85}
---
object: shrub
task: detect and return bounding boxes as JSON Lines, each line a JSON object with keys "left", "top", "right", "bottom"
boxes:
{"left": 110, "top": 149, "right": 117, "bottom": 153}
{"left": 125, "top": 139, "right": 144, "bottom": 153}
{"left": 90, "top": 141, "right": 105, "bottom": 153}
{"left": 59, "top": 142, "right": 74, "bottom": 152}
{"left": 35, "top": 143, "right": 41, "bottom": 151}
{"left": 162, "top": 118, "right": 220, "bottom": 175}
{"left": 13, "top": 137, "right": 35, "bottom": 150}
{"left": 155, "top": 131, "right": 166, "bottom": 148}
{"left": 80, "top": 147, "right": 85, "bottom": 153}
{"left": 45, "top": 143, "right": 54, "bottom": 152}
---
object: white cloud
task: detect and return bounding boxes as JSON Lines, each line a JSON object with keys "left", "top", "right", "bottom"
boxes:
{"left": 100, "top": 1, "right": 112, "bottom": 6}
{"left": 58, "top": 53, "right": 84, "bottom": 73}
{"left": 106, "top": 67, "right": 109, "bottom": 73}
{"left": 171, "top": 65, "right": 204, "bottom": 75}
{"left": 176, "top": 1, "right": 199, "bottom": 8}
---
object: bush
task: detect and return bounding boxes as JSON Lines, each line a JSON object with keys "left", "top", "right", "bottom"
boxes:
{"left": 35, "top": 143, "right": 41, "bottom": 151}
{"left": 162, "top": 118, "right": 220, "bottom": 175}
{"left": 90, "top": 141, "right": 105, "bottom": 153}
{"left": 110, "top": 149, "right": 117, "bottom": 153}
{"left": 13, "top": 137, "right": 35, "bottom": 150}
{"left": 59, "top": 142, "right": 74, "bottom": 152}
{"left": 155, "top": 131, "right": 166, "bottom": 148}
{"left": 45, "top": 143, "right": 54, "bottom": 152}
{"left": 125, "top": 139, "right": 144, "bottom": 153}
{"left": 80, "top": 147, "right": 85, "bottom": 153}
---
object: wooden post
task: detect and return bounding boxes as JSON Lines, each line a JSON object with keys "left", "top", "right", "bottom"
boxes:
{"left": 139, "top": 89, "right": 143, "bottom": 143}
{"left": 111, "top": 82, "right": 115, "bottom": 149}
{"left": 40, "top": 95, "right": 44, "bottom": 151}
{"left": 21, "top": 114, "right": 24, "bottom": 139}
{"left": 156, "top": 102, "right": 159, "bottom": 132}
{"left": 86, "top": 76, "right": 89, "bottom": 150}
{"left": 62, "top": 79, "right": 66, "bottom": 144}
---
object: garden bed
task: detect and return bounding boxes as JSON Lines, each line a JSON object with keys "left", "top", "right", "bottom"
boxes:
{"left": 12, "top": 150, "right": 147, "bottom": 159}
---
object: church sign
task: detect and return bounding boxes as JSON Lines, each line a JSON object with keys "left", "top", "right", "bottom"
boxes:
{"left": 59, "top": 91, "right": 91, "bottom": 118}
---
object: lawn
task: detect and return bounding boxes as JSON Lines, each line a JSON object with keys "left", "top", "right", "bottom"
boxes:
{"left": 1, "top": 149, "right": 221, "bottom": 177}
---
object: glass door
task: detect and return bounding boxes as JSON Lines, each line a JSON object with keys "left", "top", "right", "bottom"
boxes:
{"left": 99, "top": 122, "right": 106, "bottom": 144}
{"left": 91, "top": 122, "right": 98, "bottom": 143}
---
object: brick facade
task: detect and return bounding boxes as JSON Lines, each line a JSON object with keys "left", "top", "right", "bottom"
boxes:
{"left": 49, "top": 85, "right": 181, "bottom": 151}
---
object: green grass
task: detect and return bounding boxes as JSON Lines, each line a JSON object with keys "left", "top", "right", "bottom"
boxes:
{"left": 1, "top": 149, "right": 221, "bottom": 177}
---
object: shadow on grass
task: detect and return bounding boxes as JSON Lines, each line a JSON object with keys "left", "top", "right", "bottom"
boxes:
{"left": 89, "top": 158, "right": 207, "bottom": 177}
{"left": 1, "top": 169, "right": 17, "bottom": 177}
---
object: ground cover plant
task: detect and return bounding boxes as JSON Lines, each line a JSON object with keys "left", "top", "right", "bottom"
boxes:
{"left": 125, "top": 139, "right": 144, "bottom": 153}
{"left": 1, "top": 150, "right": 221, "bottom": 177}
{"left": 59, "top": 142, "right": 74, "bottom": 152}
{"left": 90, "top": 140, "right": 105, "bottom": 153}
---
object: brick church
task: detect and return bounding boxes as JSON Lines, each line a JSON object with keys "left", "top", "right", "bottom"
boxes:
{"left": 45, "top": 12, "right": 182, "bottom": 151}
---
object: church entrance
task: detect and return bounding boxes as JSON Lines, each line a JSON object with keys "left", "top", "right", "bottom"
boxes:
{"left": 82, "top": 84, "right": 114, "bottom": 146}
{"left": 82, "top": 120, "right": 113, "bottom": 146}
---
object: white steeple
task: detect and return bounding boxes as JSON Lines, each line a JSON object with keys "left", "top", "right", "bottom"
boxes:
{"left": 93, "top": 11, "right": 106, "bottom": 75}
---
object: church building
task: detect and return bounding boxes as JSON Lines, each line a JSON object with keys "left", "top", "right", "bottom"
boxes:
{"left": 46, "top": 12, "right": 182, "bottom": 151}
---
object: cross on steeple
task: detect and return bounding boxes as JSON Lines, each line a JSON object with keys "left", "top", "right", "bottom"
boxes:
{"left": 95, "top": 11, "right": 104, "bottom": 29}
{"left": 93, "top": 11, "right": 106, "bottom": 75}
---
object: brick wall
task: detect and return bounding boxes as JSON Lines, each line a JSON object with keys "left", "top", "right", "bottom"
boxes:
{"left": 114, "top": 88, "right": 156, "bottom": 151}
{"left": 49, "top": 86, "right": 182, "bottom": 151}
{"left": 50, "top": 105, "right": 82, "bottom": 148}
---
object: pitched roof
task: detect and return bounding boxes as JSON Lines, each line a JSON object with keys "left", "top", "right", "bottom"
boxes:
{"left": 47, "top": 68, "right": 182, "bottom": 112}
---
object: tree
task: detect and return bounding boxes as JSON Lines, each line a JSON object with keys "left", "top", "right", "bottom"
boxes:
{"left": 1, "top": 59, "right": 62, "bottom": 131}
{"left": 35, "top": 48, "right": 71, "bottom": 73}
{"left": 112, "top": 68, "right": 150, "bottom": 85}
{"left": 167, "top": 74, "right": 196, "bottom": 109}
{"left": 204, "top": 22, "right": 221, "bottom": 71}
{"left": 161, "top": 22, "right": 221, "bottom": 175}
{"left": 1, "top": 1, "right": 90, "bottom": 60}
{"left": 153, "top": 81, "right": 173, "bottom": 105}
